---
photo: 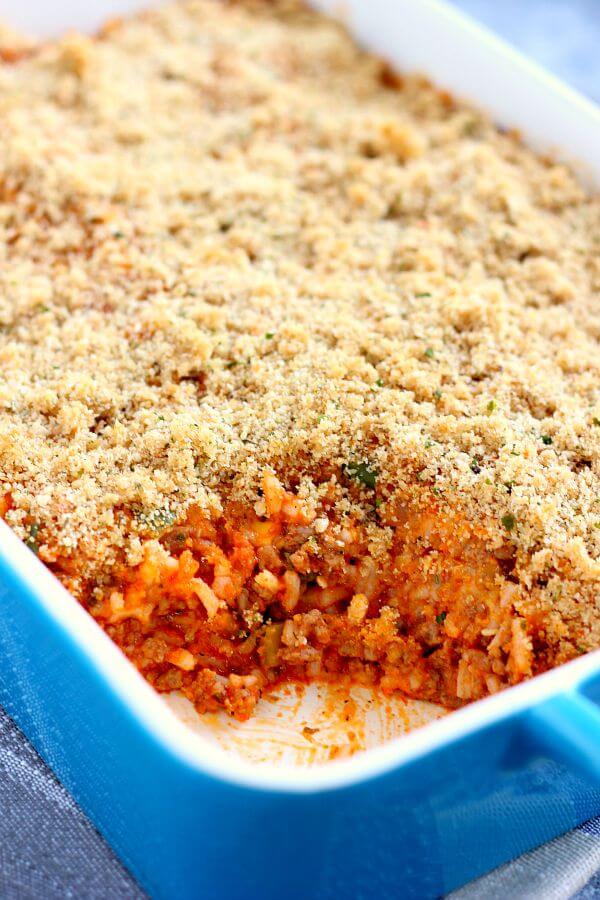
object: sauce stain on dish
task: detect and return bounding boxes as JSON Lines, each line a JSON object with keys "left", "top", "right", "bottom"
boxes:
{"left": 165, "top": 681, "right": 446, "bottom": 766}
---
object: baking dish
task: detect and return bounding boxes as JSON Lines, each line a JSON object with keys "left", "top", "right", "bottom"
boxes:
{"left": 0, "top": 1, "right": 600, "bottom": 897}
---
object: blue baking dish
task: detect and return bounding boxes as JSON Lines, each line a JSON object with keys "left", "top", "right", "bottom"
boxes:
{"left": 1, "top": 1, "right": 600, "bottom": 898}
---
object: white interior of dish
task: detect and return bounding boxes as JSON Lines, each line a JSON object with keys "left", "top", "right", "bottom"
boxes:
{"left": 1, "top": 0, "right": 599, "bottom": 776}
{"left": 165, "top": 685, "right": 446, "bottom": 766}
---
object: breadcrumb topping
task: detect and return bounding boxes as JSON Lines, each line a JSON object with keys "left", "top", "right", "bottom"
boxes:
{"left": 0, "top": 0, "right": 599, "bottom": 655}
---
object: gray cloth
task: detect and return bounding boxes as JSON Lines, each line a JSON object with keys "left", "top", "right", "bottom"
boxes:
{"left": 0, "top": 706, "right": 143, "bottom": 899}
{"left": 451, "top": 821, "right": 600, "bottom": 899}
{"left": 0, "top": 1, "right": 599, "bottom": 898}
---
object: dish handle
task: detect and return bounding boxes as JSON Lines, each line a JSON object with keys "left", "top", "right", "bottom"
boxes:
{"left": 525, "top": 690, "right": 600, "bottom": 783}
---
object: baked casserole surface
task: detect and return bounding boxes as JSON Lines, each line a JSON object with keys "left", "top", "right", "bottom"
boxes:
{"left": 0, "top": 0, "right": 599, "bottom": 718}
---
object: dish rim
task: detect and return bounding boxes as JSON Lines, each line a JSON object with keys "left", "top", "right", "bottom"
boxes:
{"left": 313, "top": 0, "right": 600, "bottom": 180}
{"left": 2, "top": 0, "right": 600, "bottom": 795}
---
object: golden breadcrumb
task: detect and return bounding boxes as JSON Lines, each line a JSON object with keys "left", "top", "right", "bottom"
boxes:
{"left": 0, "top": 1, "right": 599, "bottom": 709}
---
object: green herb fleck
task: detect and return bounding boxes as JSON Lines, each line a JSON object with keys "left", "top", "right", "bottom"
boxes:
{"left": 25, "top": 522, "right": 40, "bottom": 555}
{"left": 541, "top": 435, "right": 553, "bottom": 445}
{"left": 415, "top": 292, "right": 432, "bottom": 299}
{"left": 435, "top": 611, "right": 447, "bottom": 625}
{"left": 501, "top": 513, "right": 516, "bottom": 532}
{"left": 224, "top": 360, "right": 238, "bottom": 369}
{"left": 140, "top": 508, "right": 178, "bottom": 532}
{"left": 424, "top": 347, "right": 435, "bottom": 359}
{"left": 593, "top": 418, "right": 600, "bottom": 426}
{"left": 343, "top": 460, "right": 378, "bottom": 490}
{"left": 265, "top": 332, "right": 275, "bottom": 340}
{"left": 375, "top": 378, "right": 384, "bottom": 387}
{"left": 470, "top": 458, "right": 481, "bottom": 474}
{"left": 487, "top": 399, "right": 496, "bottom": 413}
{"left": 433, "top": 389, "right": 442, "bottom": 400}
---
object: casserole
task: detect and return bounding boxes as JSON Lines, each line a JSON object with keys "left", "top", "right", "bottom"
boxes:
{"left": 3, "top": 1, "right": 597, "bottom": 896}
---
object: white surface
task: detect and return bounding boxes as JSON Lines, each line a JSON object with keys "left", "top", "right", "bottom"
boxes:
{"left": 0, "top": 0, "right": 151, "bottom": 35}
{"left": 456, "top": 0, "right": 600, "bottom": 103}
{"left": 0, "top": 0, "right": 598, "bottom": 785}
